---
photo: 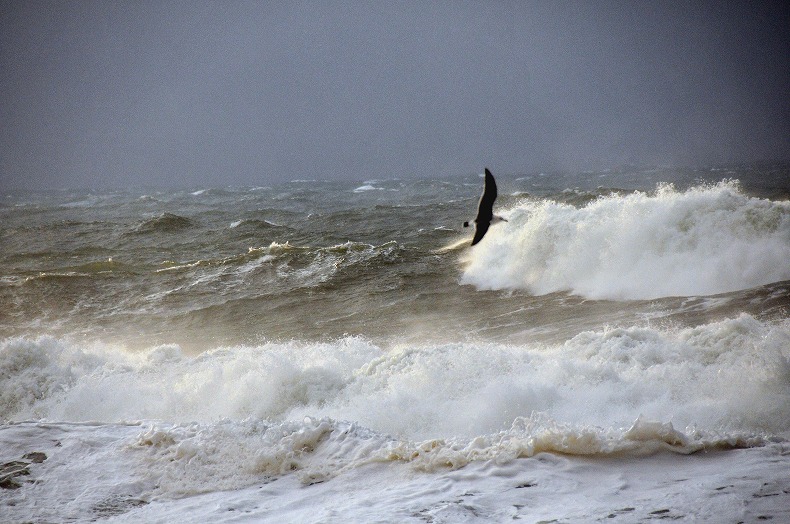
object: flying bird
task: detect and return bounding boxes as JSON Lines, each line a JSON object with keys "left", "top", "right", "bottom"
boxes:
{"left": 464, "top": 168, "right": 507, "bottom": 245}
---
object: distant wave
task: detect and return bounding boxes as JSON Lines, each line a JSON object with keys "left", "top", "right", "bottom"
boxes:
{"left": 58, "top": 195, "right": 105, "bottom": 208}
{"left": 20, "top": 259, "right": 138, "bottom": 282}
{"left": 353, "top": 181, "right": 400, "bottom": 193}
{"left": 229, "top": 218, "right": 281, "bottom": 229}
{"left": 462, "top": 180, "right": 790, "bottom": 300}
{"left": 133, "top": 213, "right": 194, "bottom": 234}
{"left": 187, "top": 188, "right": 237, "bottom": 197}
{"left": 353, "top": 184, "right": 380, "bottom": 192}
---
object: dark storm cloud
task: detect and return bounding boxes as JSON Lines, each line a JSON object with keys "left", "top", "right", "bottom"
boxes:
{"left": 1, "top": 1, "right": 788, "bottom": 189}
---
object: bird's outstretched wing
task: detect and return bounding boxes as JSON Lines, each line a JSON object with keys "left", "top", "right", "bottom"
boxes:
{"left": 471, "top": 221, "right": 490, "bottom": 246}
{"left": 471, "top": 168, "right": 498, "bottom": 245}
{"left": 476, "top": 169, "right": 497, "bottom": 223}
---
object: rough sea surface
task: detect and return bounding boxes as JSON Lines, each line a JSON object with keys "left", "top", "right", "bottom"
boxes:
{"left": 2, "top": 165, "right": 789, "bottom": 522}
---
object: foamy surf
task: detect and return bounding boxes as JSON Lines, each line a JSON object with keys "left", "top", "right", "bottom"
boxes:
{"left": 2, "top": 315, "right": 788, "bottom": 438}
{"left": 1, "top": 407, "right": 787, "bottom": 521}
{"left": 1, "top": 317, "right": 786, "bottom": 521}
{"left": 462, "top": 181, "right": 790, "bottom": 300}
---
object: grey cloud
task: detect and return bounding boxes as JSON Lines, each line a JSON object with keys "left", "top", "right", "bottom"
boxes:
{"left": 1, "top": 1, "right": 788, "bottom": 190}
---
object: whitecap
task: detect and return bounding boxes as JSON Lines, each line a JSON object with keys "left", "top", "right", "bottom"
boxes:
{"left": 462, "top": 180, "right": 790, "bottom": 300}
{"left": 353, "top": 184, "right": 379, "bottom": 193}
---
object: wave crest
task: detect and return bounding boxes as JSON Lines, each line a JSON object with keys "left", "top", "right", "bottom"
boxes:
{"left": 3, "top": 315, "right": 788, "bottom": 438}
{"left": 133, "top": 213, "right": 194, "bottom": 234}
{"left": 462, "top": 180, "right": 790, "bottom": 300}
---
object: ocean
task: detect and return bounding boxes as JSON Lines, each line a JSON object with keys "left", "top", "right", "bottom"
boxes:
{"left": 1, "top": 165, "right": 789, "bottom": 522}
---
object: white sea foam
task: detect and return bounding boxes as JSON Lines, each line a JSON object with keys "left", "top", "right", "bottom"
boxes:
{"left": 2, "top": 315, "right": 789, "bottom": 521}
{"left": 462, "top": 181, "right": 790, "bottom": 300}
{"left": 2, "top": 315, "right": 788, "bottom": 440}
{"left": 3, "top": 419, "right": 787, "bottom": 523}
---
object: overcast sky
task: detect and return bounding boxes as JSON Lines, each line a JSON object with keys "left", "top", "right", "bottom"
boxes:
{"left": 1, "top": 1, "right": 788, "bottom": 189}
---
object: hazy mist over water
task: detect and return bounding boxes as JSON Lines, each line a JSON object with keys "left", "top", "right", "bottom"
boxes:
{"left": 2, "top": 1, "right": 789, "bottom": 190}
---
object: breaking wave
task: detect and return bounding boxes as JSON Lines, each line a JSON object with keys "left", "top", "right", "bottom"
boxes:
{"left": 462, "top": 180, "right": 790, "bottom": 300}
{"left": 3, "top": 314, "right": 788, "bottom": 439}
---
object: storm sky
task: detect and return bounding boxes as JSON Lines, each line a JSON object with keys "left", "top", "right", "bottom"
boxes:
{"left": 1, "top": 1, "right": 788, "bottom": 190}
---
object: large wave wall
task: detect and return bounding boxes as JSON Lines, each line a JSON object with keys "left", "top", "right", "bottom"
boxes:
{"left": 462, "top": 181, "right": 790, "bottom": 300}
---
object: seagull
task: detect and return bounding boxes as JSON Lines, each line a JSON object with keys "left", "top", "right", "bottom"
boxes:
{"left": 464, "top": 168, "right": 507, "bottom": 245}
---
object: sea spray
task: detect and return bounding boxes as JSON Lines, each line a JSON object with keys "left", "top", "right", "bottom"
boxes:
{"left": 3, "top": 315, "right": 788, "bottom": 438}
{"left": 462, "top": 181, "right": 790, "bottom": 299}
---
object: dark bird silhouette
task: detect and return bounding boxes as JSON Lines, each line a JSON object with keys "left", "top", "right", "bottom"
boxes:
{"left": 463, "top": 168, "right": 507, "bottom": 245}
